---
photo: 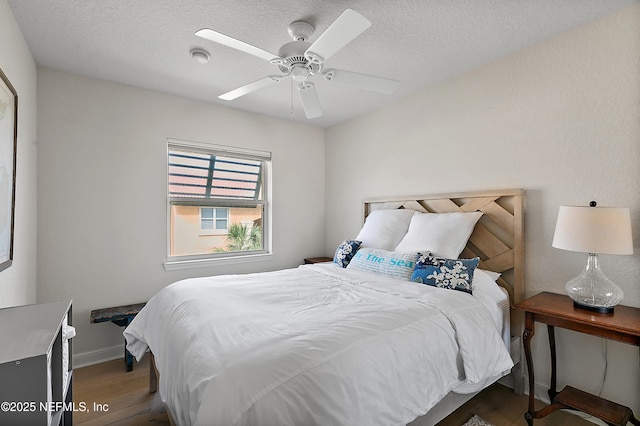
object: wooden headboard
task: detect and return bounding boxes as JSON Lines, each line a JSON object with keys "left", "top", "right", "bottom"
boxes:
{"left": 363, "top": 189, "right": 524, "bottom": 307}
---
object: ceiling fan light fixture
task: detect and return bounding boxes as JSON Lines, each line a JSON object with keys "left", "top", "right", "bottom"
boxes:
{"left": 292, "top": 66, "right": 309, "bottom": 82}
{"left": 190, "top": 48, "right": 210, "bottom": 64}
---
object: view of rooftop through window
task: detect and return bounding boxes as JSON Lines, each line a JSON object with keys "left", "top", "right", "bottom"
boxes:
{"left": 168, "top": 149, "right": 262, "bottom": 200}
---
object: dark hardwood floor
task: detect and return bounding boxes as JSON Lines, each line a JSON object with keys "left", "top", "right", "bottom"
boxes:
{"left": 73, "top": 356, "right": 594, "bottom": 425}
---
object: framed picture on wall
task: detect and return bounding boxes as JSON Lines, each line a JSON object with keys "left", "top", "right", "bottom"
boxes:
{"left": 0, "top": 67, "right": 17, "bottom": 272}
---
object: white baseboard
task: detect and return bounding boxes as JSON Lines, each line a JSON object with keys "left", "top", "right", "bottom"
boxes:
{"left": 524, "top": 377, "right": 552, "bottom": 404}
{"left": 73, "top": 344, "right": 124, "bottom": 368}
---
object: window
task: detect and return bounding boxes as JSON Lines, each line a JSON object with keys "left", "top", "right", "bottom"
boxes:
{"left": 166, "top": 139, "right": 270, "bottom": 265}
{"left": 200, "top": 207, "right": 228, "bottom": 232}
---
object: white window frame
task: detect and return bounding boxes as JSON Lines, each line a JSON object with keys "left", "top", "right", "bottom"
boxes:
{"left": 164, "top": 138, "right": 272, "bottom": 271}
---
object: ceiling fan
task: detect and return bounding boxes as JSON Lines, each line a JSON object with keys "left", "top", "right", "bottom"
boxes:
{"left": 195, "top": 8, "right": 400, "bottom": 119}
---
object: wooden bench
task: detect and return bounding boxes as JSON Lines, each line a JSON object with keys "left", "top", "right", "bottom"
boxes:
{"left": 90, "top": 302, "right": 146, "bottom": 372}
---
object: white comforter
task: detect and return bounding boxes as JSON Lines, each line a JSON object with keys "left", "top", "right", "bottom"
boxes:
{"left": 124, "top": 263, "right": 513, "bottom": 426}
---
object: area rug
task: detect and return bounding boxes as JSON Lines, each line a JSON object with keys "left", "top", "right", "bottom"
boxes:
{"left": 462, "top": 414, "right": 496, "bottom": 426}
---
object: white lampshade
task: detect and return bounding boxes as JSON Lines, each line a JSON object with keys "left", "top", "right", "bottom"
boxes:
{"left": 552, "top": 204, "right": 633, "bottom": 312}
{"left": 552, "top": 206, "right": 633, "bottom": 255}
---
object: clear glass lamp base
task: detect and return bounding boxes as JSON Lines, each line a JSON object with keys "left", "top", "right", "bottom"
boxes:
{"left": 565, "top": 253, "right": 623, "bottom": 314}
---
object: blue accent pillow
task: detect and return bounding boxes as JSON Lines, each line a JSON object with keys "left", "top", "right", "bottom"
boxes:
{"left": 411, "top": 253, "right": 479, "bottom": 294}
{"left": 333, "top": 239, "right": 362, "bottom": 268}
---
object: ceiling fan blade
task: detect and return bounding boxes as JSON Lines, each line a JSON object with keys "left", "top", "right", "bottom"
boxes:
{"left": 323, "top": 69, "right": 399, "bottom": 94}
{"left": 196, "top": 28, "right": 280, "bottom": 62}
{"left": 298, "top": 82, "right": 322, "bottom": 119}
{"left": 305, "top": 9, "right": 371, "bottom": 64}
{"left": 219, "top": 76, "right": 284, "bottom": 101}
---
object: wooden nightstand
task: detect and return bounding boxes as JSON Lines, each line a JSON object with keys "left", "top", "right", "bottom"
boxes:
{"left": 304, "top": 257, "right": 333, "bottom": 264}
{"left": 516, "top": 292, "right": 640, "bottom": 426}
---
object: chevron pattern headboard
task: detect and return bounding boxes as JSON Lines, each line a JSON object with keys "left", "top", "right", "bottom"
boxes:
{"left": 363, "top": 189, "right": 524, "bottom": 306}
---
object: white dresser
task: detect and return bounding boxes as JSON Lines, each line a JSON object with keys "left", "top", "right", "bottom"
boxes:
{"left": 0, "top": 300, "right": 74, "bottom": 425}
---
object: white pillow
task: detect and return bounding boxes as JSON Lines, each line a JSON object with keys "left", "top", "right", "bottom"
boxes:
{"left": 471, "top": 269, "right": 509, "bottom": 335}
{"left": 479, "top": 269, "right": 501, "bottom": 281}
{"left": 394, "top": 211, "right": 483, "bottom": 259}
{"left": 346, "top": 248, "right": 418, "bottom": 281}
{"left": 355, "top": 209, "right": 417, "bottom": 251}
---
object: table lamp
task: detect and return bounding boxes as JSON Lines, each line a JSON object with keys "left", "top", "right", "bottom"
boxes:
{"left": 552, "top": 201, "right": 633, "bottom": 313}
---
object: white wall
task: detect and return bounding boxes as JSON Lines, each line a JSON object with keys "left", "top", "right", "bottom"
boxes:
{"left": 37, "top": 69, "right": 325, "bottom": 365}
{"left": 325, "top": 3, "right": 640, "bottom": 414}
{"left": 0, "top": 0, "right": 38, "bottom": 307}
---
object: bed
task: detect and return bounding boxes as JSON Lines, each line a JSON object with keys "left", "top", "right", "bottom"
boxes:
{"left": 124, "top": 189, "right": 524, "bottom": 426}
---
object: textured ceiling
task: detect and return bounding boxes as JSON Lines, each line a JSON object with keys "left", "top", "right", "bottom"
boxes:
{"left": 8, "top": 0, "right": 637, "bottom": 127}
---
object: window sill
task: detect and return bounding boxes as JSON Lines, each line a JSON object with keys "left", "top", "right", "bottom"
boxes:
{"left": 163, "top": 252, "right": 274, "bottom": 271}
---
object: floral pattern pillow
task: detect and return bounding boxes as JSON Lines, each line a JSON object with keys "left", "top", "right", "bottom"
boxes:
{"left": 411, "top": 252, "right": 479, "bottom": 294}
{"left": 333, "top": 239, "right": 362, "bottom": 268}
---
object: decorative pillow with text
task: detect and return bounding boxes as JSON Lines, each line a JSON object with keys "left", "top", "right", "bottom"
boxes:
{"left": 347, "top": 248, "right": 419, "bottom": 281}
